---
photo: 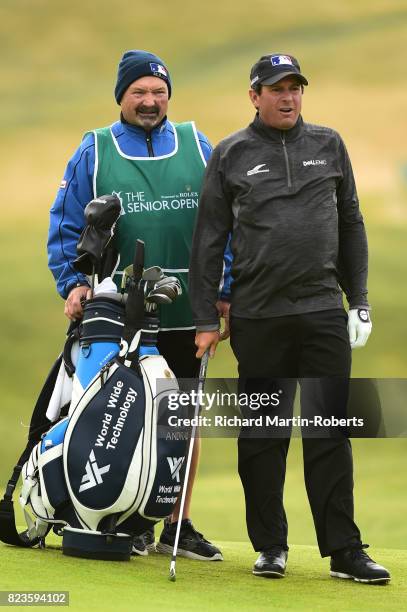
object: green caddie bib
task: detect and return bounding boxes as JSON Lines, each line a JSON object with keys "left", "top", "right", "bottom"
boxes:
{"left": 92, "top": 122, "right": 206, "bottom": 329}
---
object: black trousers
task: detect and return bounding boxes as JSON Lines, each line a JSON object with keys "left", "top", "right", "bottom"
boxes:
{"left": 230, "top": 309, "right": 362, "bottom": 557}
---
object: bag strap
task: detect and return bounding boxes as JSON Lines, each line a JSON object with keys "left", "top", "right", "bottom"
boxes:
{"left": 62, "top": 322, "right": 80, "bottom": 378}
{"left": 0, "top": 350, "right": 65, "bottom": 547}
{"left": 0, "top": 440, "right": 41, "bottom": 547}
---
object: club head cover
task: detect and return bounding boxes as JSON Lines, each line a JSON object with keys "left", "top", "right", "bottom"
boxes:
{"left": 74, "top": 195, "right": 121, "bottom": 274}
{"left": 99, "top": 245, "right": 120, "bottom": 282}
{"left": 121, "top": 240, "right": 146, "bottom": 344}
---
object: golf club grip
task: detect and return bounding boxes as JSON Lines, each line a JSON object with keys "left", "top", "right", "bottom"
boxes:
{"left": 198, "top": 350, "right": 209, "bottom": 392}
{"left": 133, "top": 239, "right": 145, "bottom": 282}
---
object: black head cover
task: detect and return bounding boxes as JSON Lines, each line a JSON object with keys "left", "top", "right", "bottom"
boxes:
{"left": 122, "top": 240, "right": 146, "bottom": 345}
{"left": 74, "top": 195, "right": 121, "bottom": 275}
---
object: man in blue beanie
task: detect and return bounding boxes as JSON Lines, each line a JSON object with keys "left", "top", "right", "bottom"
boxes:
{"left": 48, "top": 49, "right": 229, "bottom": 561}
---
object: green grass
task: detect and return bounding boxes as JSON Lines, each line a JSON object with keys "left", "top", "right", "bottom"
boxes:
{"left": 1, "top": 1, "right": 407, "bottom": 196}
{"left": 4, "top": 439, "right": 407, "bottom": 552}
{"left": 191, "top": 439, "right": 407, "bottom": 550}
{"left": 1, "top": 539, "right": 405, "bottom": 611}
{"left": 2, "top": 440, "right": 406, "bottom": 611}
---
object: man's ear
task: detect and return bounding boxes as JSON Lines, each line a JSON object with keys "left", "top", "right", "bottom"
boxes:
{"left": 249, "top": 88, "right": 259, "bottom": 110}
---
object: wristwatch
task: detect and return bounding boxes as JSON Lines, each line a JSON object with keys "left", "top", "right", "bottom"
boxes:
{"left": 67, "top": 280, "right": 90, "bottom": 295}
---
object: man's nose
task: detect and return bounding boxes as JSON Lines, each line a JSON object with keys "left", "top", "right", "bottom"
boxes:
{"left": 280, "top": 88, "right": 294, "bottom": 101}
{"left": 141, "top": 91, "right": 157, "bottom": 105}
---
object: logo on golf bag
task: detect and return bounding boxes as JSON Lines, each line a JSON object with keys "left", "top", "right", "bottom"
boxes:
{"left": 167, "top": 457, "right": 185, "bottom": 482}
{"left": 79, "top": 450, "right": 111, "bottom": 492}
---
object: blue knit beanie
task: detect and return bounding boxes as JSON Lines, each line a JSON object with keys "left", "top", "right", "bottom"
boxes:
{"left": 114, "top": 50, "right": 172, "bottom": 103}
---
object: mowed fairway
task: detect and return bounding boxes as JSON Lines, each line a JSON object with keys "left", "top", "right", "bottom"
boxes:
{"left": 1, "top": 539, "right": 406, "bottom": 612}
{"left": 1, "top": 1, "right": 407, "bottom": 610}
{"left": 1, "top": 439, "right": 406, "bottom": 610}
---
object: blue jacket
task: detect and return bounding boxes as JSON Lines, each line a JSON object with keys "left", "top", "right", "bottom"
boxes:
{"left": 48, "top": 118, "right": 232, "bottom": 300}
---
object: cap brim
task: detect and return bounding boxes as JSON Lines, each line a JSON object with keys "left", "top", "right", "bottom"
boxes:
{"left": 261, "top": 71, "right": 308, "bottom": 86}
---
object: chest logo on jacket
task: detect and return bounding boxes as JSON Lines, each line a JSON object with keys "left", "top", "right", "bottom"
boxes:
{"left": 247, "top": 164, "right": 270, "bottom": 176}
{"left": 302, "top": 159, "right": 327, "bottom": 167}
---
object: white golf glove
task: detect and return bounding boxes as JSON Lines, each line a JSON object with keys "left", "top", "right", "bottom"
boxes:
{"left": 348, "top": 308, "right": 372, "bottom": 349}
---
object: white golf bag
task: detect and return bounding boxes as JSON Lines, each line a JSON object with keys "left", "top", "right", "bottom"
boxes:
{"left": 0, "top": 198, "right": 190, "bottom": 560}
{"left": 17, "top": 344, "right": 187, "bottom": 560}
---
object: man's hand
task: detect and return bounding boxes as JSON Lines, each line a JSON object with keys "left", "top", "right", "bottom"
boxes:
{"left": 348, "top": 308, "right": 372, "bottom": 349}
{"left": 195, "top": 331, "right": 220, "bottom": 359}
{"left": 64, "top": 285, "right": 91, "bottom": 320}
{"left": 216, "top": 300, "right": 231, "bottom": 340}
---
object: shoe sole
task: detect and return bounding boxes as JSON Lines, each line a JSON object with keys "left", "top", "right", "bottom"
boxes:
{"left": 156, "top": 542, "right": 223, "bottom": 561}
{"left": 253, "top": 570, "right": 285, "bottom": 579}
{"left": 131, "top": 548, "right": 148, "bottom": 557}
{"left": 330, "top": 571, "right": 390, "bottom": 584}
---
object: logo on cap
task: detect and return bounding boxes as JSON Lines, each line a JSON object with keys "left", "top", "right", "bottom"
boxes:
{"left": 271, "top": 55, "right": 293, "bottom": 66}
{"left": 150, "top": 62, "right": 168, "bottom": 77}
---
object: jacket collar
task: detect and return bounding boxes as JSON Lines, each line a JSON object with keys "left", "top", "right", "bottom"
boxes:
{"left": 250, "top": 113, "right": 304, "bottom": 142}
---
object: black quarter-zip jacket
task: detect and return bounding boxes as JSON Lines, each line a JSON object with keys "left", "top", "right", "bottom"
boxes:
{"left": 189, "top": 114, "right": 369, "bottom": 327}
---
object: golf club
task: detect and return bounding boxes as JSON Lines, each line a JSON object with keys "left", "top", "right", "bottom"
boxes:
{"left": 145, "top": 276, "right": 182, "bottom": 306}
{"left": 168, "top": 349, "right": 209, "bottom": 582}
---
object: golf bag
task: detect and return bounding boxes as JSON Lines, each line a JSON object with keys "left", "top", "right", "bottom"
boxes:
{"left": 0, "top": 196, "right": 190, "bottom": 561}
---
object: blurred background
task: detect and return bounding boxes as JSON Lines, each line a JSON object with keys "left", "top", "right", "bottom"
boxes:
{"left": 1, "top": 0, "right": 406, "bottom": 550}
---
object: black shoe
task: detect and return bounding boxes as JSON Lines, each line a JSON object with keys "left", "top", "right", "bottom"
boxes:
{"left": 156, "top": 519, "right": 223, "bottom": 561}
{"left": 253, "top": 547, "right": 288, "bottom": 578}
{"left": 330, "top": 545, "right": 390, "bottom": 584}
{"left": 131, "top": 534, "right": 148, "bottom": 556}
{"left": 143, "top": 526, "right": 156, "bottom": 553}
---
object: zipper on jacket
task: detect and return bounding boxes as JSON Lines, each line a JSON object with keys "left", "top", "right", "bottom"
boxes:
{"left": 281, "top": 133, "right": 292, "bottom": 188}
{"left": 145, "top": 133, "right": 154, "bottom": 157}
